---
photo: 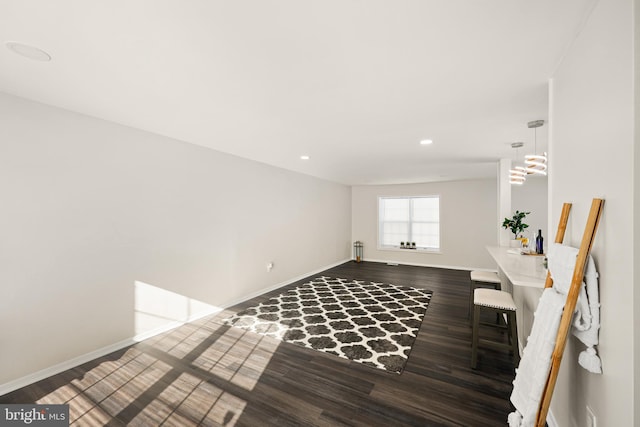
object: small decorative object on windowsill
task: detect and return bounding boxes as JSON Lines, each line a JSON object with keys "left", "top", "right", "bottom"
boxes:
{"left": 399, "top": 242, "right": 417, "bottom": 250}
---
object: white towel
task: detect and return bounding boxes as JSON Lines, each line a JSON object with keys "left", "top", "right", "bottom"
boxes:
{"left": 572, "top": 256, "right": 601, "bottom": 373}
{"left": 509, "top": 288, "right": 566, "bottom": 427}
{"left": 547, "top": 243, "right": 602, "bottom": 373}
{"left": 546, "top": 243, "right": 578, "bottom": 294}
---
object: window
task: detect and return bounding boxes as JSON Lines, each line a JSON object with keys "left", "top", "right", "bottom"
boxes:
{"left": 378, "top": 196, "right": 440, "bottom": 251}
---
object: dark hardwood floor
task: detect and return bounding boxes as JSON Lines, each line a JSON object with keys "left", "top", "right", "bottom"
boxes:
{"left": 1, "top": 261, "right": 517, "bottom": 426}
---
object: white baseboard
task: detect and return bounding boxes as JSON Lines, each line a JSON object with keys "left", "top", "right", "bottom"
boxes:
{"left": 363, "top": 257, "right": 496, "bottom": 273}
{"left": 0, "top": 338, "right": 135, "bottom": 397}
{"left": 132, "top": 306, "right": 225, "bottom": 343}
{"left": 0, "top": 258, "right": 351, "bottom": 397}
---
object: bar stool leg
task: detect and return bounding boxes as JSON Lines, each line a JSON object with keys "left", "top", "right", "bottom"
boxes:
{"left": 468, "top": 283, "right": 473, "bottom": 319}
{"left": 508, "top": 311, "right": 520, "bottom": 366}
{"left": 471, "top": 304, "right": 481, "bottom": 369}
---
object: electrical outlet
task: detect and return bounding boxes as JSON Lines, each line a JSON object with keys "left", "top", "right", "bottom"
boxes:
{"left": 266, "top": 262, "right": 274, "bottom": 272}
{"left": 586, "top": 405, "right": 596, "bottom": 427}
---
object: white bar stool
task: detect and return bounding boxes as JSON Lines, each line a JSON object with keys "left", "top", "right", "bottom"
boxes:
{"left": 468, "top": 270, "right": 501, "bottom": 319}
{"left": 471, "top": 288, "right": 519, "bottom": 369}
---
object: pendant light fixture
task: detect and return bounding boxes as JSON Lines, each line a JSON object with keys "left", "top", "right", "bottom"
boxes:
{"left": 509, "top": 142, "right": 526, "bottom": 185}
{"left": 524, "top": 120, "right": 547, "bottom": 175}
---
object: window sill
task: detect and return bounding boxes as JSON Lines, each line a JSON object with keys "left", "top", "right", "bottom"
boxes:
{"left": 377, "top": 246, "right": 442, "bottom": 255}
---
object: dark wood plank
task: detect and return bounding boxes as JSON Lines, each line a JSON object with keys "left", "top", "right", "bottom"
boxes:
{"left": 0, "top": 261, "right": 516, "bottom": 426}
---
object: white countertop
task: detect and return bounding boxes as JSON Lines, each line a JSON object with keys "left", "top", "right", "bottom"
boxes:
{"left": 486, "top": 246, "right": 547, "bottom": 288}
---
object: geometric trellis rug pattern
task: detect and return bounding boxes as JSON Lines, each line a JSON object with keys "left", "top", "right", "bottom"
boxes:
{"left": 224, "top": 276, "right": 433, "bottom": 374}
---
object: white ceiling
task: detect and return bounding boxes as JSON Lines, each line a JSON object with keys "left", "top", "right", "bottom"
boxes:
{"left": 0, "top": 0, "right": 595, "bottom": 185}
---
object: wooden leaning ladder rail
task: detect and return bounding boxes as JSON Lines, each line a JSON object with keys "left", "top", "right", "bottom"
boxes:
{"left": 534, "top": 199, "right": 604, "bottom": 427}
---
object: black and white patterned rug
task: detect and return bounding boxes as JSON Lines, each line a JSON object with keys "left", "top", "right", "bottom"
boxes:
{"left": 224, "top": 276, "right": 433, "bottom": 373}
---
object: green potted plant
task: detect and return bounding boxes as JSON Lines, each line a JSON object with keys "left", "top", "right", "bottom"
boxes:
{"left": 502, "top": 210, "right": 530, "bottom": 247}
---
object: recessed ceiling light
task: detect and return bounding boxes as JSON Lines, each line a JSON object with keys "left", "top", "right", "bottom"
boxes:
{"left": 300, "top": 155, "right": 310, "bottom": 160}
{"left": 420, "top": 139, "right": 433, "bottom": 145}
{"left": 5, "top": 41, "right": 51, "bottom": 62}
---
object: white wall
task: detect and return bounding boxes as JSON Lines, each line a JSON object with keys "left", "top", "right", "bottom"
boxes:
{"left": 352, "top": 179, "right": 497, "bottom": 270}
{"left": 498, "top": 159, "right": 513, "bottom": 246}
{"left": 548, "top": 0, "right": 635, "bottom": 425}
{"left": 0, "top": 93, "right": 351, "bottom": 387}
{"left": 512, "top": 176, "right": 548, "bottom": 248}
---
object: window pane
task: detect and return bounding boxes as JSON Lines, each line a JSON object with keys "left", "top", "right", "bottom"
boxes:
{"left": 412, "top": 197, "right": 439, "bottom": 222}
{"left": 381, "top": 198, "right": 410, "bottom": 221}
{"left": 382, "top": 222, "right": 409, "bottom": 246}
{"left": 413, "top": 222, "right": 440, "bottom": 248}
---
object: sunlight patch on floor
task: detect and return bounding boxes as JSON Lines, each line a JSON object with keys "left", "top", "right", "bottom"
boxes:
{"left": 34, "top": 308, "right": 280, "bottom": 425}
{"left": 192, "top": 325, "right": 280, "bottom": 391}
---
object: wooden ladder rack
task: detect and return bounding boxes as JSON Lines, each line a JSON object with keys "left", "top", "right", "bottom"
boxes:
{"left": 535, "top": 198, "right": 604, "bottom": 426}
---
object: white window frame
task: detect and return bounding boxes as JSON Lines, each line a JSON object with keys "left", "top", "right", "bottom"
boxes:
{"left": 377, "top": 195, "right": 441, "bottom": 252}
